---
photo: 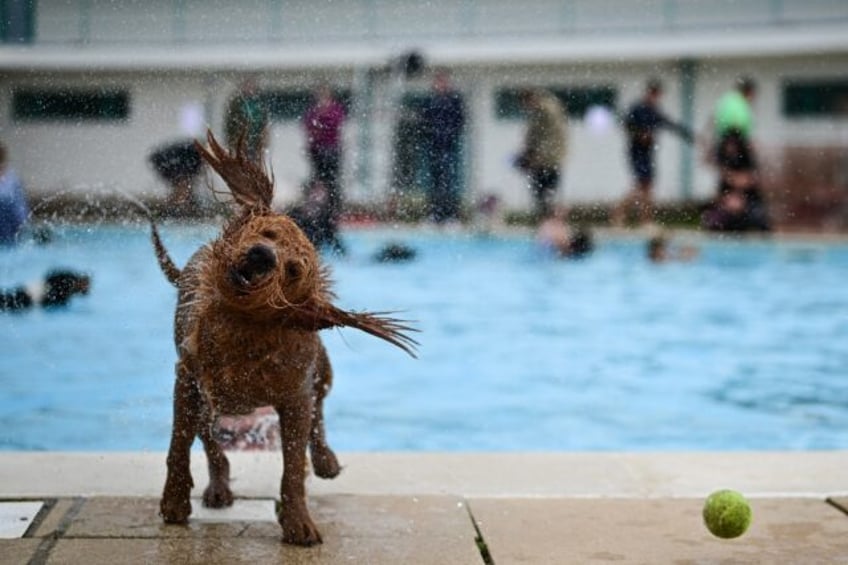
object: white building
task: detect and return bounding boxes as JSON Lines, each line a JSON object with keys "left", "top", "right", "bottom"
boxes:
{"left": 1, "top": 0, "right": 847, "bottom": 215}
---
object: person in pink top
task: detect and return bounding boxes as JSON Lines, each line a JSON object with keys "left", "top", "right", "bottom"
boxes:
{"left": 303, "top": 86, "right": 346, "bottom": 224}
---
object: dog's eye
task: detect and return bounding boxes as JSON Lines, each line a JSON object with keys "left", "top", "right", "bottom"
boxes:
{"left": 285, "top": 260, "right": 303, "bottom": 279}
{"left": 261, "top": 230, "right": 278, "bottom": 240}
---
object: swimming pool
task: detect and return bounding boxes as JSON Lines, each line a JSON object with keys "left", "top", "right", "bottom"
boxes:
{"left": 1, "top": 224, "right": 847, "bottom": 452}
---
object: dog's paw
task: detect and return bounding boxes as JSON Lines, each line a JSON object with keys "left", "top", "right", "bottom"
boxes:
{"left": 310, "top": 448, "right": 341, "bottom": 479}
{"left": 160, "top": 496, "right": 192, "bottom": 525}
{"left": 279, "top": 511, "right": 323, "bottom": 546}
{"left": 202, "top": 481, "right": 234, "bottom": 509}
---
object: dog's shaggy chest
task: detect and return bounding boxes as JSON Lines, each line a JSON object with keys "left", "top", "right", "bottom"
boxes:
{"left": 190, "top": 315, "right": 320, "bottom": 414}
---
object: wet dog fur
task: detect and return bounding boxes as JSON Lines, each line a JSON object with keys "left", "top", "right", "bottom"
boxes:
{"left": 150, "top": 131, "right": 416, "bottom": 546}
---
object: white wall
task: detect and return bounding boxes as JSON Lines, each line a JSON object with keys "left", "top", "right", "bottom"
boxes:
{"left": 0, "top": 69, "right": 366, "bottom": 205}
{"left": 1, "top": 72, "right": 211, "bottom": 200}
{"left": 2, "top": 53, "right": 847, "bottom": 210}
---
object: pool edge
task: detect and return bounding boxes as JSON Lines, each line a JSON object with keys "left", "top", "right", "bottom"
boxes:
{"left": 2, "top": 451, "right": 846, "bottom": 499}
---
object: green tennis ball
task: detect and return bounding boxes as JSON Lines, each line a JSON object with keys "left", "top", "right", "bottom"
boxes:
{"left": 702, "top": 489, "right": 752, "bottom": 539}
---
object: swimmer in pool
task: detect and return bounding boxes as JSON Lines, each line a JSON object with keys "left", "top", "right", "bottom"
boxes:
{"left": 536, "top": 208, "right": 594, "bottom": 259}
{"left": 647, "top": 233, "right": 698, "bottom": 263}
{"left": 0, "top": 269, "right": 91, "bottom": 311}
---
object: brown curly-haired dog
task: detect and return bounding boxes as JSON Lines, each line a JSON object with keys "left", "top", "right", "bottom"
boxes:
{"left": 150, "top": 131, "right": 416, "bottom": 546}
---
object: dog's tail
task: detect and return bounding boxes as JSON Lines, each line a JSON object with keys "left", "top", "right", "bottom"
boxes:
{"left": 126, "top": 194, "right": 182, "bottom": 286}
{"left": 150, "top": 222, "right": 182, "bottom": 286}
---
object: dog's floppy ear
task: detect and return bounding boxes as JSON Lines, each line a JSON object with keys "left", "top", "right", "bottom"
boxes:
{"left": 285, "top": 264, "right": 418, "bottom": 357}
{"left": 194, "top": 129, "right": 274, "bottom": 211}
{"left": 284, "top": 302, "right": 419, "bottom": 358}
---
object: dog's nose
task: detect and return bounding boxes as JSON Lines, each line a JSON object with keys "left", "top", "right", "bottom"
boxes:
{"left": 230, "top": 244, "right": 277, "bottom": 288}
{"left": 245, "top": 244, "right": 276, "bottom": 272}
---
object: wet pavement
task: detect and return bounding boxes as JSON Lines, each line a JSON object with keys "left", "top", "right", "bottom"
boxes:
{"left": 3, "top": 495, "right": 848, "bottom": 564}
{"left": 1, "top": 452, "right": 847, "bottom": 564}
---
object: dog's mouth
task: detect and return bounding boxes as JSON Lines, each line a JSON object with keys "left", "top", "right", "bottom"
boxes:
{"left": 229, "top": 244, "right": 277, "bottom": 292}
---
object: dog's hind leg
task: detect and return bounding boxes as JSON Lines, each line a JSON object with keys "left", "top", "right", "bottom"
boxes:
{"left": 277, "top": 394, "right": 323, "bottom": 546}
{"left": 198, "top": 408, "right": 234, "bottom": 509}
{"left": 160, "top": 362, "right": 200, "bottom": 524}
{"left": 309, "top": 345, "right": 341, "bottom": 479}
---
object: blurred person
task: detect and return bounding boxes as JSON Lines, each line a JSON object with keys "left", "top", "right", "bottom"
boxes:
{"left": 471, "top": 193, "right": 503, "bottom": 235}
{"left": 372, "top": 242, "right": 417, "bottom": 263}
{"left": 612, "top": 79, "right": 694, "bottom": 227}
{"left": 701, "top": 189, "right": 750, "bottom": 232}
{"left": 536, "top": 207, "right": 593, "bottom": 259}
{"left": 286, "top": 178, "right": 346, "bottom": 256}
{"left": 702, "top": 128, "right": 770, "bottom": 232}
{"left": 421, "top": 70, "right": 465, "bottom": 223}
{"left": 303, "top": 85, "right": 347, "bottom": 228}
{"left": 715, "top": 77, "right": 757, "bottom": 142}
{"left": 391, "top": 99, "right": 424, "bottom": 192}
{"left": 0, "top": 269, "right": 91, "bottom": 311}
{"left": 711, "top": 79, "right": 769, "bottom": 232}
{"left": 706, "top": 77, "right": 758, "bottom": 185}
{"left": 646, "top": 233, "right": 698, "bottom": 263}
{"left": 224, "top": 77, "right": 269, "bottom": 163}
{"left": 148, "top": 139, "right": 203, "bottom": 217}
{"left": 514, "top": 89, "right": 568, "bottom": 223}
{"left": 0, "top": 142, "right": 29, "bottom": 245}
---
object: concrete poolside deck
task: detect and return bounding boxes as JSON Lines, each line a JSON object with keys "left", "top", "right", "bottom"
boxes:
{"left": 1, "top": 451, "right": 847, "bottom": 564}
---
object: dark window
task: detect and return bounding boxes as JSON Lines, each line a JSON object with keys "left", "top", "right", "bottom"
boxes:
{"left": 13, "top": 89, "right": 130, "bottom": 121}
{"left": 1, "top": 0, "right": 36, "bottom": 44}
{"left": 783, "top": 80, "right": 848, "bottom": 117}
{"left": 260, "top": 89, "right": 352, "bottom": 122}
{"left": 495, "top": 87, "right": 617, "bottom": 119}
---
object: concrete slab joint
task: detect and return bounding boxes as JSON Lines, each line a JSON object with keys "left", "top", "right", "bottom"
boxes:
{"left": 1, "top": 452, "right": 847, "bottom": 563}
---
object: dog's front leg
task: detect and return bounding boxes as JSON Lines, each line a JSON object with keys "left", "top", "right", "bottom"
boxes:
{"left": 160, "top": 362, "right": 200, "bottom": 524}
{"left": 198, "top": 407, "right": 234, "bottom": 509}
{"left": 276, "top": 394, "right": 322, "bottom": 546}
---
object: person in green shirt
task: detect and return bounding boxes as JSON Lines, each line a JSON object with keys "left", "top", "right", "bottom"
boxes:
{"left": 705, "top": 78, "right": 772, "bottom": 232}
{"left": 714, "top": 77, "right": 756, "bottom": 140}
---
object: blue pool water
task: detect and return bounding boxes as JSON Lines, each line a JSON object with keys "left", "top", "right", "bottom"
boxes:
{"left": 1, "top": 224, "right": 847, "bottom": 452}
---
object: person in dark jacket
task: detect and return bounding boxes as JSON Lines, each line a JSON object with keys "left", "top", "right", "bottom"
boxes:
{"left": 612, "top": 79, "right": 694, "bottom": 226}
{"left": 421, "top": 70, "right": 465, "bottom": 223}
